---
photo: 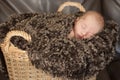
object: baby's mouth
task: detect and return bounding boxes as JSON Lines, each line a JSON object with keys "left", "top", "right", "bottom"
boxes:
{"left": 75, "top": 34, "right": 84, "bottom": 39}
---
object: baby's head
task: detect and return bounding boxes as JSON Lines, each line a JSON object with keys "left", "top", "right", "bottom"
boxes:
{"left": 69, "top": 11, "right": 104, "bottom": 39}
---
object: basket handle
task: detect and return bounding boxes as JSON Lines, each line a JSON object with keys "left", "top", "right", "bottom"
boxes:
{"left": 2, "top": 30, "right": 31, "bottom": 54}
{"left": 57, "top": 1, "right": 86, "bottom": 12}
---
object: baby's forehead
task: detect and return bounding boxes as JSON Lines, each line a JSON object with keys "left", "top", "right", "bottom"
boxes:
{"left": 83, "top": 12, "right": 101, "bottom": 19}
{"left": 84, "top": 13, "right": 97, "bottom": 19}
{"left": 79, "top": 13, "right": 95, "bottom": 21}
{"left": 84, "top": 14, "right": 102, "bottom": 25}
{"left": 82, "top": 14, "right": 98, "bottom": 23}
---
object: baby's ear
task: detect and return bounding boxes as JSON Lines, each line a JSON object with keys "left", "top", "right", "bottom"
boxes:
{"left": 0, "top": 25, "right": 10, "bottom": 43}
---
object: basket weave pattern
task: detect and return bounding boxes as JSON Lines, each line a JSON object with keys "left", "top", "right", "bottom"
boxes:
{"left": 1, "top": 30, "right": 61, "bottom": 80}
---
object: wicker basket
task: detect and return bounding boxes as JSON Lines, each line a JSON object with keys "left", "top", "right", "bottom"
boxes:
{"left": 0, "top": 2, "right": 87, "bottom": 80}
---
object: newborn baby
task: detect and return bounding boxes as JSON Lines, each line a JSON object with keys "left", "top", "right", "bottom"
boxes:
{"left": 68, "top": 11, "right": 104, "bottom": 39}
{"left": 0, "top": 12, "right": 117, "bottom": 80}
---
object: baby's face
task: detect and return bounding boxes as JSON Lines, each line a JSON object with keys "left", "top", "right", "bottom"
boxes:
{"left": 73, "top": 15, "right": 101, "bottom": 39}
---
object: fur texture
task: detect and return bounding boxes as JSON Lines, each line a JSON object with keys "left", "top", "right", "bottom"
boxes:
{"left": 0, "top": 13, "right": 118, "bottom": 80}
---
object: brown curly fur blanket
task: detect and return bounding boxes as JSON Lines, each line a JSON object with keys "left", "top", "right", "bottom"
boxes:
{"left": 0, "top": 13, "right": 118, "bottom": 80}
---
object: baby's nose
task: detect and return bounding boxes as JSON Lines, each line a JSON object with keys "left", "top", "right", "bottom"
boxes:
{"left": 81, "top": 32, "right": 86, "bottom": 35}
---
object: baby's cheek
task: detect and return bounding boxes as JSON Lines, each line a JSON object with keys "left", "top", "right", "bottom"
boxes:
{"left": 75, "top": 26, "right": 82, "bottom": 34}
{"left": 92, "top": 26, "right": 100, "bottom": 34}
{"left": 84, "top": 28, "right": 99, "bottom": 38}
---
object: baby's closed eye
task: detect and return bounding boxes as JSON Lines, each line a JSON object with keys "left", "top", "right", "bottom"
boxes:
{"left": 81, "top": 23, "right": 87, "bottom": 30}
